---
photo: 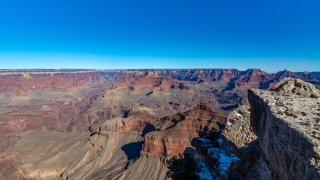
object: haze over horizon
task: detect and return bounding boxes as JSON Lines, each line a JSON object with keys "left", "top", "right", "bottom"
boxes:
{"left": 0, "top": 0, "right": 319, "bottom": 72}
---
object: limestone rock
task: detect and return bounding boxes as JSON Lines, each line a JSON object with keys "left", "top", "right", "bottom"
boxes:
{"left": 248, "top": 79, "right": 320, "bottom": 179}
{"left": 223, "top": 104, "right": 257, "bottom": 148}
{"left": 271, "top": 78, "right": 320, "bottom": 98}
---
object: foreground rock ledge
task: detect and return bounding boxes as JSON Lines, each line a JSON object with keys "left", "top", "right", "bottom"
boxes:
{"left": 248, "top": 87, "right": 320, "bottom": 179}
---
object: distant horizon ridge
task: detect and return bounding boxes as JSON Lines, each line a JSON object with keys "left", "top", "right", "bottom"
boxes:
{"left": 0, "top": 68, "right": 318, "bottom": 73}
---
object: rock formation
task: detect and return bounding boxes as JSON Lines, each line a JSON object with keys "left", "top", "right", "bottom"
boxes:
{"left": 143, "top": 103, "right": 227, "bottom": 157}
{"left": 248, "top": 79, "right": 320, "bottom": 179}
{"left": 0, "top": 70, "right": 319, "bottom": 179}
{"left": 271, "top": 78, "right": 320, "bottom": 98}
{"left": 223, "top": 104, "right": 257, "bottom": 148}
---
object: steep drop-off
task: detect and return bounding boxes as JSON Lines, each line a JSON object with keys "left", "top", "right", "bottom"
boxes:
{"left": 248, "top": 79, "right": 320, "bottom": 179}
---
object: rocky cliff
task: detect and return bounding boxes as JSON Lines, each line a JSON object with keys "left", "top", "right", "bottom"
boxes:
{"left": 143, "top": 103, "right": 227, "bottom": 157}
{"left": 247, "top": 79, "right": 320, "bottom": 179}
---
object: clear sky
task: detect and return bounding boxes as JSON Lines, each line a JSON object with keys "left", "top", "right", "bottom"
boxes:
{"left": 0, "top": 0, "right": 319, "bottom": 72}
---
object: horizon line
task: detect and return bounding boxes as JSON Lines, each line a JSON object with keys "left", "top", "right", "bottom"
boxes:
{"left": 0, "top": 68, "right": 318, "bottom": 73}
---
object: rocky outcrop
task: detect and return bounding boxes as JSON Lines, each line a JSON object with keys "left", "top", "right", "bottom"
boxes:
{"left": 144, "top": 133, "right": 190, "bottom": 158}
{"left": 143, "top": 103, "right": 227, "bottom": 157}
{"left": 223, "top": 104, "right": 257, "bottom": 148}
{"left": 248, "top": 79, "right": 320, "bottom": 179}
{"left": 271, "top": 78, "right": 320, "bottom": 98}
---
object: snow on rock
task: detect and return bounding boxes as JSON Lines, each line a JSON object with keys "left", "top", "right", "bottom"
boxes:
{"left": 191, "top": 136, "right": 240, "bottom": 179}
{"left": 236, "top": 112, "right": 243, "bottom": 117}
{"left": 208, "top": 138, "right": 239, "bottom": 178}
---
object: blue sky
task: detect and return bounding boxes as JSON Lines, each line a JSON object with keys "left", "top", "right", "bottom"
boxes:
{"left": 0, "top": 0, "right": 319, "bottom": 72}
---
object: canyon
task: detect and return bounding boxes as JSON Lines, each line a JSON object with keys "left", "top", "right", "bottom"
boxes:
{"left": 0, "top": 69, "right": 319, "bottom": 179}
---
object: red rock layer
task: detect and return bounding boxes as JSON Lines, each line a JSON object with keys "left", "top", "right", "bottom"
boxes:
{"left": 99, "top": 118, "right": 155, "bottom": 135}
{"left": 0, "top": 72, "right": 103, "bottom": 95}
{"left": 0, "top": 72, "right": 106, "bottom": 151}
{"left": 143, "top": 103, "right": 227, "bottom": 157}
{"left": 237, "top": 69, "right": 273, "bottom": 87}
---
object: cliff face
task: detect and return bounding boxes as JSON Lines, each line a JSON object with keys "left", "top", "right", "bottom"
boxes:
{"left": 248, "top": 79, "right": 320, "bottom": 179}
{"left": 143, "top": 103, "right": 227, "bottom": 157}
{"left": 143, "top": 134, "right": 190, "bottom": 158}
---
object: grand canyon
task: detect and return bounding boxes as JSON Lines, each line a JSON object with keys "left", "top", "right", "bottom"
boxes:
{"left": 0, "top": 69, "right": 319, "bottom": 179}
{"left": 1, "top": 0, "right": 319, "bottom": 179}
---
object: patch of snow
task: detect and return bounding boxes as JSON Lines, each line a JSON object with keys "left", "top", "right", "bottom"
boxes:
{"left": 208, "top": 138, "right": 240, "bottom": 177}
{"left": 236, "top": 112, "right": 242, "bottom": 117}
{"left": 197, "top": 138, "right": 211, "bottom": 144}
{"left": 217, "top": 138, "right": 224, "bottom": 146}
{"left": 226, "top": 121, "right": 233, "bottom": 126}
{"left": 217, "top": 152, "right": 239, "bottom": 175}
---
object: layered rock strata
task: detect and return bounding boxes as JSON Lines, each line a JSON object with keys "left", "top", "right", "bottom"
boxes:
{"left": 143, "top": 103, "right": 227, "bottom": 157}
